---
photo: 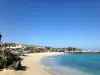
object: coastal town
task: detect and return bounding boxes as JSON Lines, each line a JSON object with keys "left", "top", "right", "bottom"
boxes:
{"left": 0, "top": 32, "right": 100, "bottom": 71}
{"left": 1, "top": 42, "right": 99, "bottom": 54}
{"left": 0, "top": 42, "right": 91, "bottom": 54}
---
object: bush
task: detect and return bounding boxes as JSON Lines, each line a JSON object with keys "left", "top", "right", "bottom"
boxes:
{"left": 0, "top": 59, "right": 7, "bottom": 68}
{"left": 0, "top": 51, "right": 22, "bottom": 69}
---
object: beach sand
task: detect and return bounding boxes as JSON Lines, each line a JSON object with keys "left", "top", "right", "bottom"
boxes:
{"left": 0, "top": 52, "right": 63, "bottom": 75}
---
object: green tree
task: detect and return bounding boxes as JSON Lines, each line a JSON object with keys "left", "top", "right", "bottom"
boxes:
{"left": 72, "top": 47, "right": 76, "bottom": 52}
{"left": 67, "top": 47, "right": 73, "bottom": 52}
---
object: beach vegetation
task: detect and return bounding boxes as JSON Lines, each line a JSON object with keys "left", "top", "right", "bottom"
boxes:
{"left": 0, "top": 50, "right": 21, "bottom": 69}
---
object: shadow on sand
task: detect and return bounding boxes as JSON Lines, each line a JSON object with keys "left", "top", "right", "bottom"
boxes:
{"left": 18, "top": 66, "right": 28, "bottom": 71}
{"left": 22, "top": 55, "right": 28, "bottom": 57}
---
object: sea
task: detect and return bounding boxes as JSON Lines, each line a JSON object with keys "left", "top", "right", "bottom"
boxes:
{"left": 40, "top": 54, "right": 100, "bottom": 75}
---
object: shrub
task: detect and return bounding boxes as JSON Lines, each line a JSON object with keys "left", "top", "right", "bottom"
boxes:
{"left": 0, "top": 59, "right": 7, "bottom": 68}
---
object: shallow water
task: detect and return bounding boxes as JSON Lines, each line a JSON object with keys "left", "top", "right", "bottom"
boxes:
{"left": 41, "top": 54, "right": 100, "bottom": 75}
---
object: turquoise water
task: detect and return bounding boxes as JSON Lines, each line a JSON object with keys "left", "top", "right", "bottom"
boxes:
{"left": 41, "top": 54, "right": 100, "bottom": 75}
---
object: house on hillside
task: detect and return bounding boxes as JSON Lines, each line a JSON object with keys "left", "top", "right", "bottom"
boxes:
{"left": 6, "top": 43, "right": 23, "bottom": 49}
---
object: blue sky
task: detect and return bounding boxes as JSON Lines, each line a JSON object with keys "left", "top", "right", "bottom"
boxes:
{"left": 0, "top": 0, "right": 100, "bottom": 49}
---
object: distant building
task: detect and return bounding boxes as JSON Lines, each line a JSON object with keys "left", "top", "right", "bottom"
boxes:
{"left": 6, "top": 43, "right": 23, "bottom": 49}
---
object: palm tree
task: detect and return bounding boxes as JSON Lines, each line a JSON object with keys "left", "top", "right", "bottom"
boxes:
{"left": 2, "top": 43, "right": 7, "bottom": 59}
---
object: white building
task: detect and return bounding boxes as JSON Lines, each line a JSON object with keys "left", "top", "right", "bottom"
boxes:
{"left": 6, "top": 43, "right": 23, "bottom": 49}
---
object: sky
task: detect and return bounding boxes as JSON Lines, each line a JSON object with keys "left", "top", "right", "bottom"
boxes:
{"left": 0, "top": 0, "right": 100, "bottom": 49}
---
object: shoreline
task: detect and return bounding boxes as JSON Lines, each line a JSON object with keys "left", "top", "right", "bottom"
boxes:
{"left": 64, "top": 52, "right": 100, "bottom": 54}
{"left": 0, "top": 52, "right": 63, "bottom": 75}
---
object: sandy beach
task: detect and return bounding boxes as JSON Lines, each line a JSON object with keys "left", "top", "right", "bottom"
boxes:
{"left": 0, "top": 52, "right": 63, "bottom": 75}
